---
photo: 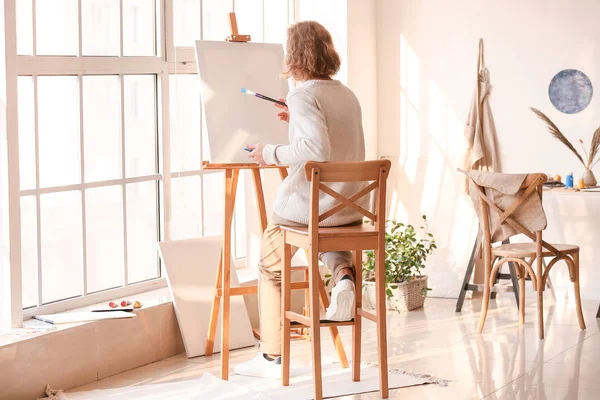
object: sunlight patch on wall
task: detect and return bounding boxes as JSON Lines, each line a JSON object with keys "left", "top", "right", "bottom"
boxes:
{"left": 399, "top": 34, "right": 420, "bottom": 110}
{"left": 388, "top": 189, "right": 399, "bottom": 221}
{"left": 419, "top": 141, "right": 445, "bottom": 216}
{"left": 428, "top": 80, "right": 447, "bottom": 152}
{"left": 394, "top": 197, "right": 409, "bottom": 223}
{"left": 399, "top": 34, "right": 422, "bottom": 185}
{"left": 448, "top": 194, "right": 478, "bottom": 260}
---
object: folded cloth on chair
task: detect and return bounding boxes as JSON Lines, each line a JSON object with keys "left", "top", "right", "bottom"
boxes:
{"left": 463, "top": 170, "right": 547, "bottom": 243}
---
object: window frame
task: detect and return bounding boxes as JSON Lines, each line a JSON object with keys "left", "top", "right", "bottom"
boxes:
{"left": 1, "top": 0, "right": 296, "bottom": 327}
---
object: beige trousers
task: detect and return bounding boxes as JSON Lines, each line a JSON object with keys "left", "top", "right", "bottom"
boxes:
{"left": 258, "top": 218, "right": 357, "bottom": 355}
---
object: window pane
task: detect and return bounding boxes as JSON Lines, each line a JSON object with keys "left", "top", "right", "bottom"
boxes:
{"left": 40, "top": 191, "right": 83, "bottom": 304}
{"left": 235, "top": 0, "right": 263, "bottom": 42}
{"left": 38, "top": 76, "right": 81, "bottom": 188}
{"left": 203, "top": 172, "right": 224, "bottom": 236}
{"left": 123, "top": 0, "right": 155, "bottom": 56}
{"left": 171, "top": 176, "right": 201, "bottom": 240}
{"left": 173, "top": 0, "right": 200, "bottom": 47}
{"left": 169, "top": 75, "right": 201, "bottom": 172}
{"left": 21, "top": 196, "right": 38, "bottom": 309}
{"left": 201, "top": 107, "right": 210, "bottom": 161}
{"left": 82, "top": 0, "right": 120, "bottom": 56}
{"left": 85, "top": 186, "right": 124, "bottom": 293}
{"left": 202, "top": 0, "right": 233, "bottom": 41}
{"left": 124, "top": 75, "right": 156, "bottom": 177}
{"left": 264, "top": 0, "right": 288, "bottom": 44}
{"left": 16, "top": 0, "right": 33, "bottom": 55}
{"left": 126, "top": 181, "right": 159, "bottom": 283}
{"left": 36, "top": 0, "right": 79, "bottom": 55}
{"left": 83, "top": 76, "right": 121, "bottom": 182}
{"left": 18, "top": 77, "right": 36, "bottom": 190}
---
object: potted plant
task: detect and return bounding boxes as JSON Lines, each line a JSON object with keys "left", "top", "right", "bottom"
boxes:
{"left": 362, "top": 216, "right": 436, "bottom": 312}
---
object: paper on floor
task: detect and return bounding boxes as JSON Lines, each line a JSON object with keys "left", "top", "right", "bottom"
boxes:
{"left": 33, "top": 311, "right": 134, "bottom": 324}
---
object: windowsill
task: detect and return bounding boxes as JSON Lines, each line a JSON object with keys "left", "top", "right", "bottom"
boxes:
{"left": 0, "top": 267, "right": 261, "bottom": 349}
{"left": 0, "top": 287, "right": 172, "bottom": 349}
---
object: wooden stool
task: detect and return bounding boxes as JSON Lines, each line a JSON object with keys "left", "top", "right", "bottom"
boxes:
{"left": 204, "top": 164, "right": 348, "bottom": 380}
{"left": 281, "top": 160, "right": 391, "bottom": 400}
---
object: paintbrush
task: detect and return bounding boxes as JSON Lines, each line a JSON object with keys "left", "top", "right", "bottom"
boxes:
{"left": 240, "top": 88, "right": 287, "bottom": 107}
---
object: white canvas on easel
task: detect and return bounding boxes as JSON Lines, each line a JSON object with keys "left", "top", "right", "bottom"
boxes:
{"left": 158, "top": 236, "right": 256, "bottom": 358}
{"left": 194, "top": 40, "right": 289, "bottom": 164}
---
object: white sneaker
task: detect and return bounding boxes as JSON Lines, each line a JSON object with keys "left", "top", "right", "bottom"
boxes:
{"left": 233, "top": 353, "right": 282, "bottom": 379}
{"left": 325, "top": 278, "right": 356, "bottom": 321}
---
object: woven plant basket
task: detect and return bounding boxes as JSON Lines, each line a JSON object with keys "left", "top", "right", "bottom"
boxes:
{"left": 363, "top": 276, "right": 428, "bottom": 311}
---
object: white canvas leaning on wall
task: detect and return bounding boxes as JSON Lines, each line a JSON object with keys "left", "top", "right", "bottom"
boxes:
{"left": 158, "top": 236, "right": 256, "bottom": 358}
{"left": 195, "top": 40, "right": 290, "bottom": 164}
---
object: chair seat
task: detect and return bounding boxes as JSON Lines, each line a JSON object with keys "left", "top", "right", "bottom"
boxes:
{"left": 280, "top": 223, "right": 378, "bottom": 238}
{"left": 492, "top": 242, "right": 579, "bottom": 258}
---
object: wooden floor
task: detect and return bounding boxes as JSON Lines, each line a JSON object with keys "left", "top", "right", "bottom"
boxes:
{"left": 68, "top": 296, "right": 600, "bottom": 399}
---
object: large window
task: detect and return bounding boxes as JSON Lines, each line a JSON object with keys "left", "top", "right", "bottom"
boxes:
{"left": 0, "top": 0, "right": 294, "bottom": 324}
{"left": 16, "top": 0, "right": 161, "bottom": 311}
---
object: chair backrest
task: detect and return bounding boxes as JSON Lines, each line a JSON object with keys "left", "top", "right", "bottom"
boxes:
{"left": 462, "top": 170, "right": 560, "bottom": 256}
{"left": 304, "top": 160, "right": 391, "bottom": 231}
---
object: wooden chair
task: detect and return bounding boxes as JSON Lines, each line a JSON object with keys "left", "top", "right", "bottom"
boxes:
{"left": 465, "top": 171, "right": 586, "bottom": 339}
{"left": 280, "top": 160, "right": 391, "bottom": 400}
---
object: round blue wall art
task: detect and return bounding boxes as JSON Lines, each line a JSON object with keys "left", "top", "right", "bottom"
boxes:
{"left": 548, "top": 69, "right": 593, "bottom": 114}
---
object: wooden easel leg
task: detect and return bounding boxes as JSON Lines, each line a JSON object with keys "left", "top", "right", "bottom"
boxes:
{"left": 542, "top": 258, "right": 557, "bottom": 302}
{"left": 251, "top": 169, "right": 268, "bottom": 233}
{"left": 205, "top": 252, "right": 223, "bottom": 356}
{"left": 278, "top": 166, "right": 288, "bottom": 180}
{"left": 456, "top": 231, "right": 481, "bottom": 312}
{"left": 318, "top": 277, "right": 349, "bottom": 368}
{"left": 220, "top": 169, "right": 239, "bottom": 380}
{"left": 508, "top": 261, "right": 521, "bottom": 308}
{"left": 303, "top": 249, "right": 349, "bottom": 368}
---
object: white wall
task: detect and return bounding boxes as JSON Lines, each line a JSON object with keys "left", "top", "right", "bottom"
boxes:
{"left": 376, "top": 0, "right": 600, "bottom": 298}
{"left": 297, "top": 0, "right": 378, "bottom": 159}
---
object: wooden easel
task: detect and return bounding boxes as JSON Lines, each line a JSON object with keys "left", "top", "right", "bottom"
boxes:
{"left": 204, "top": 14, "right": 348, "bottom": 381}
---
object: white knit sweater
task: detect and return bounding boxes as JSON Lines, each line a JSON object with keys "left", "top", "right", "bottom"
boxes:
{"left": 262, "top": 79, "right": 367, "bottom": 226}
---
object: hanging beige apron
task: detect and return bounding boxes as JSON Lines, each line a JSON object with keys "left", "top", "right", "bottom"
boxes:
{"left": 463, "top": 39, "right": 501, "bottom": 193}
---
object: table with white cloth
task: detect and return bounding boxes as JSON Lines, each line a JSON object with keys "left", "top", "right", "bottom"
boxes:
{"left": 543, "top": 188, "right": 600, "bottom": 317}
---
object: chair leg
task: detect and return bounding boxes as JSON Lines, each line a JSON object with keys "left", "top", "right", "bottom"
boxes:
{"left": 573, "top": 252, "right": 586, "bottom": 330}
{"left": 281, "top": 240, "right": 292, "bottom": 386}
{"left": 308, "top": 247, "right": 323, "bottom": 400}
{"left": 375, "top": 247, "right": 389, "bottom": 398}
{"left": 352, "top": 249, "right": 362, "bottom": 382}
{"left": 476, "top": 248, "right": 492, "bottom": 334}
{"left": 519, "top": 271, "right": 526, "bottom": 325}
{"left": 303, "top": 268, "right": 310, "bottom": 336}
{"left": 536, "top": 254, "right": 545, "bottom": 340}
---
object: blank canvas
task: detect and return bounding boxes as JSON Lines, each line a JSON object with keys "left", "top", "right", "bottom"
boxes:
{"left": 158, "top": 236, "right": 256, "bottom": 358}
{"left": 195, "top": 41, "right": 289, "bottom": 164}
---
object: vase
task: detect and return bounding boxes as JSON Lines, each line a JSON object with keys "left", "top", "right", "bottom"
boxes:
{"left": 582, "top": 168, "right": 597, "bottom": 187}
